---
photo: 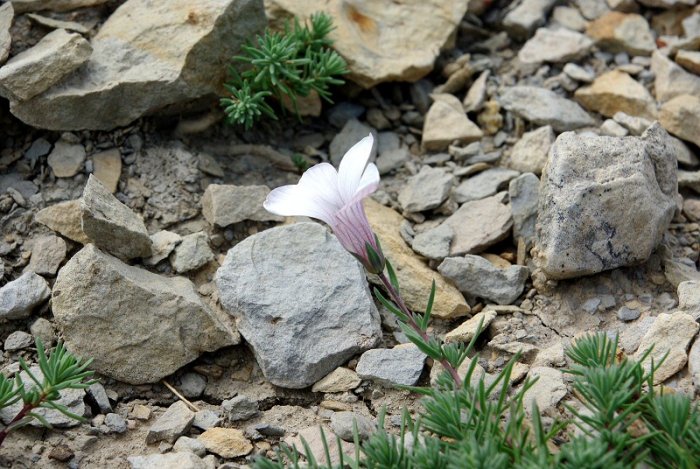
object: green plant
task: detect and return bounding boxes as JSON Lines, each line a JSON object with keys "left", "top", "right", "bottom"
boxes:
{"left": 254, "top": 333, "right": 700, "bottom": 468}
{"left": 221, "top": 12, "right": 348, "bottom": 129}
{"left": 0, "top": 339, "right": 94, "bottom": 446}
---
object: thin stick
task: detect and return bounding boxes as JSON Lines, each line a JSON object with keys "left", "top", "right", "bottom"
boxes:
{"left": 161, "top": 380, "right": 200, "bottom": 412}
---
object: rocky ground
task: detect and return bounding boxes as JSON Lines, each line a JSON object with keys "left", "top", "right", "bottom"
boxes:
{"left": 0, "top": 0, "right": 700, "bottom": 467}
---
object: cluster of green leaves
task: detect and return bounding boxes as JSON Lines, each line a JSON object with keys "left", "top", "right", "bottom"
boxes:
{"left": 0, "top": 339, "right": 94, "bottom": 446}
{"left": 255, "top": 333, "right": 700, "bottom": 468}
{"left": 221, "top": 12, "right": 348, "bottom": 129}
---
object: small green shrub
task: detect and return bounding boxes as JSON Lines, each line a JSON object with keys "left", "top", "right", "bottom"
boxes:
{"left": 221, "top": 12, "right": 348, "bottom": 129}
{"left": 254, "top": 333, "right": 700, "bottom": 468}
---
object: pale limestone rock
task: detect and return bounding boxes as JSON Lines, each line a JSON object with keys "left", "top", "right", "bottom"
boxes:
{"left": 575, "top": 70, "right": 657, "bottom": 120}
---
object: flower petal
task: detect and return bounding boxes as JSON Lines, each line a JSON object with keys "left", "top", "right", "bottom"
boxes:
{"left": 337, "top": 134, "right": 374, "bottom": 203}
{"left": 296, "top": 162, "right": 343, "bottom": 212}
{"left": 263, "top": 184, "right": 337, "bottom": 226}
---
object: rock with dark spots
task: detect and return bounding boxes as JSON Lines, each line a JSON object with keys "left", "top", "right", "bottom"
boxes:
{"left": 535, "top": 123, "right": 677, "bottom": 279}
{"left": 215, "top": 222, "right": 382, "bottom": 388}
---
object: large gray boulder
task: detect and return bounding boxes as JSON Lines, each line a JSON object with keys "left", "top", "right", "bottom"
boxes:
{"left": 52, "top": 245, "right": 239, "bottom": 384}
{"left": 8, "top": 0, "right": 266, "bottom": 130}
{"left": 215, "top": 222, "right": 382, "bottom": 389}
{"left": 535, "top": 123, "right": 677, "bottom": 279}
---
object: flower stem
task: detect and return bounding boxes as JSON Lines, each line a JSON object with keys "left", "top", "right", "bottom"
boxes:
{"left": 0, "top": 401, "right": 37, "bottom": 447}
{"left": 378, "top": 273, "right": 462, "bottom": 389}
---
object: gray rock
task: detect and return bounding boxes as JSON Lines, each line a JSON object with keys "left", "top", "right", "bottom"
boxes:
{"left": 330, "top": 119, "right": 376, "bottom": 166}
{"left": 201, "top": 184, "right": 281, "bottom": 227}
{"left": 128, "top": 452, "right": 208, "bottom": 469}
{"left": 422, "top": 94, "right": 483, "bottom": 152}
{"left": 328, "top": 102, "right": 365, "bottom": 128}
{"left": 499, "top": 86, "right": 595, "bottom": 131}
{"left": 178, "top": 373, "right": 206, "bottom": 399}
{"left": 552, "top": 6, "right": 587, "bottom": 31}
{"left": 26, "top": 13, "right": 89, "bottom": 33}
{"left": 330, "top": 411, "right": 376, "bottom": 442}
{"left": 0, "top": 365, "right": 85, "bottom": 428}
{"left": 11, "top": 1, "right": 111, "bottom": 13}
{"left": 509, "top": 173, "right": 539, "bottom": 246}
{"left": 442, "top": 193, "right": 513, "bottom": 255}
{"left": 356, "top": 344, "right": 426, "bottom": 387}
{"left": 438, "top": 255, "right": 529, "bottom": 305}
{"left": 563, "top": 63, "right": 594, "bottom": 83}
{"left": 170, "top": 232, "right": 214, "bottom": 273}
{"left": 509, "top": 126, "right": 554, "bottom": 175}
{"left": 535, "top": 123, "right": 677, "bottom": 279}
{"left": 0, "top": 29, "right": 91, "bottom": 101}
{"left": 616, "top": 306, "right": 640, "bottom": 322}
{"left": 81, "top": 175, "right": 152, "bottom": 259}
{"left": 376, "top": 147, "right": 410, "bottom": 175}
{"left": 0, "top": 271, "right": 50, "bottom": 319}
{"left": 689, "top": 338, "right": 700, "bottom": 393}
{"left": 600, "top": 119, "right": 629, "bottom": 137}
{"left": 503, "top": 0, "right": 557, "bottom": 38}
{"left": 524, "top": 367, "right": 567, "bottom": 413}
{"left": 24, "top": 234, "right": 66, "bottom": 276}
{"left": 47, "top": 140, "right": 85, "bottom": 177}
{"left": 86, "top": 382, "right": 112, "bottom": 414}
{"left": 105, "top": 413, "right": 128, "bottom": 433}
{"left": 146, "top": 401, "right": 195, "bottom": 445}
{"left": 0, "top": 3, "right": 12, "bottom": 65}
{"left": 53, "top": 244, "right": 239, "bottom": 384}
{"left": 573, "top": 0, "right": 610, "bottom": 20}
{"left": 4, "top": 330, "right": 33, "bottom": 351}
{"left": 651, "top": 51, "right": 700, "bottom": 104}
{"left": 613, "top": 112, "right": 652, "bottom": 136}
{"left": 517, "top": 28, "right": 593, "bottom": 66}
{"left": 463, "top": 70, "right": 489, "bottom": 113}
{"left": 174, "top": 436, "right": 207, "bottom": 457}
{"left": 678, "top": 281, "right": 700, "bottom": 321}
{"left": 412, "top": 223, "right": 453, "bottom": 260}
{"left": 398, "top": 166, "right": 454, "bottom": 212}
{"left": 29, "top": 317, "right": 56, "bottom": 345}
{"left": 144, "top": 230, "right": 182, "bottom": 266}
{"left": 192, "top": 410, "right": 221, "bottom": 431}
{"left": 9, "top": 0, "right": 266, "bottom": 131}
{"left": 221, "top": 395, "right": 258, "bottom": 421}
{"left": 215, "top": 223, "right": 382, "bottom": 389}
{"left": 454, "top": 168, "right": 519, "bottom": 203}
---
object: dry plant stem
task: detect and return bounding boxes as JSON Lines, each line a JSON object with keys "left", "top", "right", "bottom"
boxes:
{"left": 161, "top": 380, "right": 200, "bottom": 412}
{"left": 378, "top": 273, "right": 462, "bottom": 389}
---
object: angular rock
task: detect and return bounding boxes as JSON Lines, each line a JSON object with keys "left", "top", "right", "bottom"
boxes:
{"left": 411, "top": 223, "right": 453, "bottom": 260}
{"left": 178, "top": 373, "right": 206, "bottom": 399}
{"left": 265, "top": 0, "right": 468, "bottom": 88}
{"left": 376, "top": 147, "right": 410, "bottom": 175}
{"left": 552, "top": 6, "right": 587, "bottom": 31}
{"left": 330, "top": 411, "right": 375, "bottom": 442}
{"left": 676, "top": 50, "right": 700, "bottom": 75}
{"left": 53, "top": 245, "right": 238, "bottom": 384}
{"left": 128, "top": 452, "right": 208, "bottom": 469}
{"left": 81, "top": 175, "right": 152, "bottom": 259}
{"left": 398, "top": 166, "right": 453, "bottom": 212}
{"left": 312, "top": 368, "right": 361, "bottom": 393}
{"left": 24, "top": 234, "right": 66, "bottom": 276}
{"left": 463, "top": 70, "right": 489, "bottom": 113}
{"left": 573, "top": 0, "right": 610, "bottom": 20}
{"left": 173, "top": 436, "right": 207, "bottom": 457}
{"left": 612, "top": 112, "right": 651, "bottom": 136}
{"left": 509, "top": 173, "right": 539, "bottom": 247}
{"left": 586, "top": 12, "right": 656, "bottom": 56}
{"left": 201, "top": 184, "right": 282, "bottom": 227}
{"left": 536, "top": 124, "right": 677, "bottom": 279}
{"left": 563, "top": 63, "right": 594, "bottom": 83}
{"left": 600, "top": 119, "right": 629, "bottom": 137}
{"left": 509, "top": 126, "right": 554, "bottom": 175}
{"left": 4, "top": 331, "right": 34, "bottom": 351}
{"left": 444, "top": 310, "right": 497, "bottom": 344}
{"left": 499, "top": 86, "right": 595, "bottom": 132}
{"left": 145, "top": 230, "right": 182, "bottom": 266}
{"left": 170, "top": 232, "right": 214, "bottom": 273}
{"left": 651, "top": 51, "right": 700, "bottom": 103}
{"left": 47, "top": 140, "right": 85, "bottom": 178}
{"left": 26, "top": 13, "right": 89, "bottom": 34}
{"left": 284, "top": 426, "right": 354, "bottom": 466}
{"left": 29, "top": 317, "right": 56, "bottom": 346}
{"left": 11, "top": 0, "right": 111, "bottom": 13}
{"left": 439, "top": 255, "right": 529, "bottom": 305}
{"left": 330, "top": 119, "right": 376, "bottom": 166}
{"left": 215, "top": 222, "right": 382, "bottom": 388}
{"left": 146, "top": 401, "right": 195, "bottom": 445}
{"left": 659, "top": 94, "right": 700, "bottom": 148}
{"left": 689, "top": 338, "right": 700, "bottom": 393}
{"left": 517, "top": 28, "right": 593, "bottom": 66}
{"left": 422, "top": 94, "right": 483, "bottom": 152}
{"left": 0, "top": 3, "right": 12, "bottom": 65}
{"left": 35, "top": 199, "right": 90, "bottom": 244}
{"left": 635, "top": 312, "right": 699, "bottom": 384}
{"left": 198, "top": 428, "right": 252, "bottom": 458}
{"left": 356, "top": 344, "right": 426, "bottom": 386}
{"left": 105, "top": 413, "right": 127, "bottom": 434}
{"left": 503, "top": 0, "right": 557, "bottom": 38}
{"left": 0, "top": 29, "right": 91, "bottom": 101}
{"left": 575, "top": 70, "right": 657, "bottom": 120}
{"left": 91, "top": 149, "right": 121, "bottom": 193}
{"left": 221, "top": 395, "right": 258, "bottom": 421}
{"left": 365, "top": 199, "right": 469, "bottom": 319}
{"left": 524, "top": 367, "right": 567, "bottom": 413}
{"left": 678, "top": 281, "right": 700, "bottom": 321}
{"left": 454, "top": 168, "right": 519, "bottom": 203}
{"left": 442, "top": 193, "right": 513, "bottom": 255}
{"left": 86, "top": 382, "right": 112, "bottom": 414}
{"left": 0, "top": 272, "right": 50, "bottom": 319}
{"left": 9, "top": 0, "right": 266, "bottom": 130}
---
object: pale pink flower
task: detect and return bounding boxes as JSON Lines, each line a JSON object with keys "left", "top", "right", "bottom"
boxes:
{"left": 263, "top": 134, "right": 384, "bottom": 272}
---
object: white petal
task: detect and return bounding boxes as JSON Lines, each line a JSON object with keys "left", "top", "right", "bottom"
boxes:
{"left": 263, "top": 184, "right": 337, "bottom": 225}
{"left": 337, "top": 134, "right": 374, "bottom": 203}
{"left": 296, "top": 162, "right": 343, "bottom": 212}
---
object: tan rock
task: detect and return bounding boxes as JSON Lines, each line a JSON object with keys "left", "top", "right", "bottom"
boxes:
{"left": 312, "top": 367, "right": 361, "bottom": 393}
{"left": 35, "top": 199, "right": 90, "bottom": 244}
{"left": 659, "top": 94, "right": 700, "bottom": 147}
{"left": 575, "top": 70, "right": 656, "bottom": 120}
{"left": 92, "top": 149, "right": 121, "bottom": 193}
{"left": 445, "top": 310, "right": 497, "bottom": 344}
{"left": 364, "top": 199, "right": 469, "bottom": 319}
{"left": 675, "top": 50, "right": 700, "bottom": 76}
{"left": 635, "top": 312, "right": 699, "bottom": 384}
{"left": 265, "top": 0, "right": 468, "bottom": 88}
{"left": 586, "top": 12, "right": 656, "bottom": 56}
{"left": 422, "top": 93, "right": 482, "bottom": 151}
{"left": 284, "top": 426, "right": 354, "bottom": 466}
{"left": 198, "top": 427, "right": 252, "bottom": 458}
